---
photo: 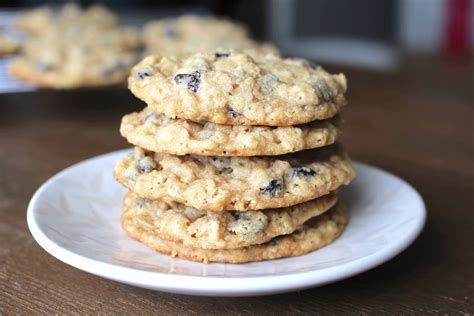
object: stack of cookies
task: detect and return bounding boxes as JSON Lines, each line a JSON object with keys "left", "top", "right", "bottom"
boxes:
{"left": 114, "top": 51, "right": 355, "bottom": 263}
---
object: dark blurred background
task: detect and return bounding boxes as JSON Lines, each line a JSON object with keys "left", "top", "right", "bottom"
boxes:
{"left": 2, "top": 0, "right": 472, "bottom": 69}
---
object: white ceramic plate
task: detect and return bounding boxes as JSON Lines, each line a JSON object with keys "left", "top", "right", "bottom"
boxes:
{"left": 27, "top": 149, "right": 426, "bottom": 297}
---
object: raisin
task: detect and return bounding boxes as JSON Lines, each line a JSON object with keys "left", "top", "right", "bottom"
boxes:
{"left": 209, "top": 157, "right": 232, "bottom": 174}
{"left": 211, "top": 157, "right": 226, "bottom": 164}
{"left": 227, "top": 108, "right": 240, "bottom": 118}
{"left": 137, "top": 70, "right": 154, "bottom": 79}
{"left": 137, "top": 157, "right": 155, "bottom": 174}
{"left": 231, "top": 211, "right": 244, "bottom": 220}
{"left": 292, "top": 166, "right": 316, "bottom": 178}
{"left": 220, "top": 166, "right": 233, "bottom": 174}
{"left": 215, "top": 52, "right": 230, "bottom": 59}
{"left": 135, "top": 197, "right": 153, "bottom": 206}
{"left": 228, "top": 212, "right": 268, "bottom": 235}
{"left": 174, "top": 71, "right": 201, "bottom": 93}
{"left": 316, "top": 80, "right": 333, "bottom": 102}
{"left": 259, "top": 179, "right": 283, "bottom": 197}
{"left": 268, "top": 236, "right": 282, "bottom": 245}
{"left": 139, "top": 164, "right": 153, "bottom": 174}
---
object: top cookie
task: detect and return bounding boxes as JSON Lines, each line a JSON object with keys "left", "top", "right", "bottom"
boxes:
{"left": 128, "top": 52, "right": 347, "bottom": 126}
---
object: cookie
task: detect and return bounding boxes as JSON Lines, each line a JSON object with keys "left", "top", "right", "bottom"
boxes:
{"left": 143, "top": 15, "right": 276, "bottom": 57}
{"left": 120, "top": 107, "right": 341, "bottom": 156}
{"left": 10, "top": 4, "right": 139, "bottom": 88}
{"left": 14, "top": 4, "right": 117, "bottom": 36}
{"left": 123, "top": 190, "right": 337, "bottom": 250}
{"left": 128, "top": 52, "right": 347, "bottom": 126}
{"left": 10, "top": 26, "right": 142, "bottom": 88}
{"left": 114, "top": 144, "right": 355, "bottom": 211}
{"left": 122, "top": 203, "right": 347, "bottom": 263}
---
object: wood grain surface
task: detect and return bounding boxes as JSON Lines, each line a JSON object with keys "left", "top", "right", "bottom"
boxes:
{"left": 0, "top": 61, "right": 473, "bottom": 314}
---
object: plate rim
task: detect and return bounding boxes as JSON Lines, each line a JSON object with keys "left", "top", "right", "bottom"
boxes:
{"left": 27, "top": 149, "right": 426, "bottom": 296}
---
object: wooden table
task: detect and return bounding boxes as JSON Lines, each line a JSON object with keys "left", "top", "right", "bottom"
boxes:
{"left": 1, "top": 61, "right": 473, "bottom": 314}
